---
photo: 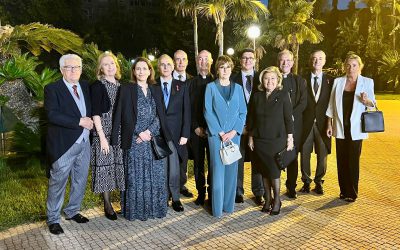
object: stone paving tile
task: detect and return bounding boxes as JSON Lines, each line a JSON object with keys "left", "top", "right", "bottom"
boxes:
{"left": 0, "top": 100, "right": 400, "bottom": 249}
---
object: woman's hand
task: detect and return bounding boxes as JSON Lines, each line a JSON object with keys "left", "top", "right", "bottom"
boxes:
{"left": 221, "top": 130, "right": 236, "bottom": 142}
{"left": 326, "top": 117, "right": 333, "bottom": 138}
{"left": 99, "top": 135, "right": 110, "bottom": 155}
{"left": 248, "top": 136, "right": 254, "bottom": 151}
{"left": 286, "top": 134, "right": 294, "bottom": 151}
{"left": 139, "top": 130, "right": 151, "bottom": 142}
{"left": 360, "top": 92, "right": 374, "bottom": 107}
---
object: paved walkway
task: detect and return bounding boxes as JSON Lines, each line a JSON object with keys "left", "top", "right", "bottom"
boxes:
{"left": 0, "top": 100, "right": 399, "bottom": 249}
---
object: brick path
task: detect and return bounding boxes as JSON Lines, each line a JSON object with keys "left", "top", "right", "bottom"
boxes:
{"left": 0, "top": 100, "right": 399, "bottom": 249}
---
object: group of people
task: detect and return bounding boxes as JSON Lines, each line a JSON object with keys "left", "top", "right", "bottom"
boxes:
{"left": 44, "top": 47, "right": 376, "bottom": 235}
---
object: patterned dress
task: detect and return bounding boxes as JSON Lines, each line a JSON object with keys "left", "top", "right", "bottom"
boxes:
{"left": 122, "top": 87, "right": 167, "bottom": 221}
{"left": 91, "top": 79, "right": 125, "bottom": 193}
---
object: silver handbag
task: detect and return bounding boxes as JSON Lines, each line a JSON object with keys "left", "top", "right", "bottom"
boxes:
{"left": 219, "top": 140, "right": 242, "bottom": 165}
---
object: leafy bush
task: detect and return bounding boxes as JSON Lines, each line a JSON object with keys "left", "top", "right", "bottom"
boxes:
{"left": 0, "top": 53, "right": 40, "bottom": 84}
{"left": 378, "top": 50, "right": 400, "bottom": 92}
{"left": 25, "top": 68, "right": 61, "bottom": 100}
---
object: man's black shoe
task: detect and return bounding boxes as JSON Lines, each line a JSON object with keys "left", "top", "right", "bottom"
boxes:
{"left": 49, "top": 223, "right": 64, "bottom": 235}
{"left": 235, "top": 195, "right": 244, "bottom": 203}
{"left": 300, "top": 183, "right": 310, "bottom": 193}
{"left": 194, "top": 194, "right": 205, "bottom": 205}
{"left": 66, "top": 213, "right": 89, "bottom": 223}
{"left": 254, "top": 196, "right": 265, "bottom": 206}
{"left": 286, "top": 189, "right": 297, "bottom": 199}
{"left": 180, "top": 189, "right": 194, "bottom": 198}
{"left": 172, "top": 200, "right": 184, "bottom": 212}
{"left": 313, "top": 183, "right": 324, "bottom": 195}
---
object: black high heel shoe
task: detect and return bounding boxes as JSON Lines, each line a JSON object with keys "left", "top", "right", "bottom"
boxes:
{"left": 270, "top": 201, "right": 282, "bottom": 216}
{"left": 105, "top": 210, "right": 117, "bottom": 220}
{"left": 261, "top": 198, "right": 273, "bottom": 213}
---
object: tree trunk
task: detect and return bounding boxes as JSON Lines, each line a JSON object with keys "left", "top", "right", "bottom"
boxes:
{"left": 218, "top": 22, "right": 224, "bottom": 56}
{"left": 194, "top": 9, "right": 199, "bottom": 60}
{"left": 393, "top": 0, "right": 396, "bottom": 50}
{"left": 292, "top": 42, "right": 299, "bottom": 75}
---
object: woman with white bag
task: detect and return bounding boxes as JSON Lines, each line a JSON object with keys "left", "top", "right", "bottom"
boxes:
{"left": 204, "top": 55, "right": 247, "bottom": 218}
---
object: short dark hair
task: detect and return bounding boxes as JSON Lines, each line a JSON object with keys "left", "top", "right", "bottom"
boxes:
{"left": 240, "top": 48, "right": 255, "bottom": 57}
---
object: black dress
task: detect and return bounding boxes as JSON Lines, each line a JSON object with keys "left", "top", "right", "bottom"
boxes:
{"left": 247, "top": 89, "right": 294, "bottom": 179}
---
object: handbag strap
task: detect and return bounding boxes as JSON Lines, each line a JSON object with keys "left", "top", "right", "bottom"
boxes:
{"left": 364, "top": 102, "right": 379, "bottom": 111}
{"left": 221, "top": 140, "right": 233, "bottom": 148}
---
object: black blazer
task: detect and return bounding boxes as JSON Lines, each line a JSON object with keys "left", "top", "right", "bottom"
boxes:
{"left": 301, "top": 73, "right": 332, "bottom": 153}
{"left": 44, "top": 79, "right": 92, "bottom": 165}
{"left": 111, "top": 83, "right": 171, "bottom": 149}
{"left": 90, "top": 80, "right": 112, "bottom": 116}
{"left": 189, "top": 74, "right": 213, "bottom": 130}
{"left": 231, "top": 71, "right": 260, "bottom": 106}
{"left": 282, "top": 73, "right": 307, "bottom": 151}
{"left": 247, "top": 89, "right": 294, "bottom": 153}
{"left": 156, "top": 78, "right": 191, "bottom": 161}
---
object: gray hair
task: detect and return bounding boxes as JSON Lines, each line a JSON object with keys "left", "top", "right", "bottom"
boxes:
{"left": 59, "top": 54, "right": 82, "bottom": 68}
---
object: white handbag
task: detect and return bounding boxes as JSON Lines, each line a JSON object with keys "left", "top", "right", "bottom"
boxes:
{"left": 219, "top": 140, "right": 242, "bottom": 165}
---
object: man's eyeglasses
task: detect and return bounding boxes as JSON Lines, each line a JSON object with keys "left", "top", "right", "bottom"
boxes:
{"left": 63, "top": 66, "right": 82, "bottom": 71}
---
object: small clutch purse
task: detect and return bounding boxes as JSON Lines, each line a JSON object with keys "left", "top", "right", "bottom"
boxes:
{"left": 275, "top": 146, "right": 297, "bottom": 171}
{"left": 219, "top": 140, "right": 242, "bottom": 165}
{"left": 151, "top": 135, "right": 172, "bottom": 160}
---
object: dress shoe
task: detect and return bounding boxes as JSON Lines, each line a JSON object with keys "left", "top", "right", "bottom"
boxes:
{"left": 194, "top": 194, "right": 205, "bottom": 205}
{"left": 48, "top": 223, "right": 64, "bottom": 235}
{"left": 254, "top": 196, "right": 265, "bottom": 206}
{"left": 286, "top": 189, "right": 297, "bottom": 199}
{"left": 180, "top": 189, "right": 194, "bottom": 198}
{"left": 313, "top": 183, "right": 324, "bottom": 195}
{"left": 270, "top": 201, "right": 282, "bottom": 216}
{"left": 235, "top": 195, "right": 244, "bottom": 203}
{"left": 172, "top": 200, "right": 184, "bottom": 212}
{"left": 300, "top": 183, "right": 310, "bottom": 193}
{"left": 105, "top": 211, "right": 117, "bottom": 221}
{"left": 261, "top": 201, "right": 272, "bottom": 213}
{"left": 66, "top": 213, "right": 89, "bottom": 223}
{"left": 345, "top": 197, "right": 356, "bottom": 202}
{"left": 339, "top": 194, "right": 346, "bottom": 199}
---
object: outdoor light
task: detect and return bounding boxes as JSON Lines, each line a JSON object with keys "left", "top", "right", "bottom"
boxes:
{"left": 148, "top": 54, "right": 155, "bottom": 61}
{"left": 247, "top": 25, "right": 261, "bottom": 50}
{"left": 227, "top": 48, "right": 234, "bottom": 56}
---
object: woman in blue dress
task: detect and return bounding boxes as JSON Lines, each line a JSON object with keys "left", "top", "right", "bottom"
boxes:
{"left": 204, "top": 55, "right": 247, "bottom": 218}
{"left": 111, "top": 57, "right": 171, "bottom": 221}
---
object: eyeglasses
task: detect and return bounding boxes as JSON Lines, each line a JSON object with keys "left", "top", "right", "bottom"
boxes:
{"left": 241, "top": 57, "right": 255, "bottom": 61}
{"left": 160, "top": 63, "right": 173, "bottom": 68}
{"left": 63, "top": 66, "right": 82, "bottom": 72}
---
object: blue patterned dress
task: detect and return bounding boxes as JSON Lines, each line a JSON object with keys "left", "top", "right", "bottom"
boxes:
{"left": 122, "top": 87, "right": 167, "bottom": 221}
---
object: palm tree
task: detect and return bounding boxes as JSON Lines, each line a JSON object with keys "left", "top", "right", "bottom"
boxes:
{"left": 378, "top": 50, "right": 400, "bottom": 92}
{"left": 198, "top": 0, "right": 268, "bottom": 56}
{"left": 259, "top": 0, "right": 324, "bottom": 74}
{"left": 169, "top": 0, "right": 203, "bottom": 59}
{"left": 0, "top": 22, "right": 83, "bottom": 62}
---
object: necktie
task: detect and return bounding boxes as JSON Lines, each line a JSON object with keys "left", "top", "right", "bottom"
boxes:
{"left": 313, "top": 76, "right": 319, "bottom": 95}
{"left": 245, "top": 75, "right": 252, "bottom": 93}
{"left": 72, "top": 85, "right": 80, "bottom": 99}
{"left": 163, "top": 82, "right": 169, "bottom": 106}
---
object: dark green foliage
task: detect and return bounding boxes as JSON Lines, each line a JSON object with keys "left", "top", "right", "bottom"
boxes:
{"left": 0, "top": 53, "right": 40, "bottom": 84}
{"left": 25, "top": 68, "right": 61, "bottom": 100}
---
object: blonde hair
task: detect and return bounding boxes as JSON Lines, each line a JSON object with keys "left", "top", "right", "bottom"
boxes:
{"left": 131, "top": 57, "right": 155, "bottom": 84}
{"left": 96, "top": 51, "right": 121, "bottom": 80}
{"left": 258, "top": 66, "right": 283, "bottom": 91}
{"left": 345, "top": 52, "right": 364, "bottom": 72}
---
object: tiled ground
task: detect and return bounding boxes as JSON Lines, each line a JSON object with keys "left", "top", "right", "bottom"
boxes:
{"left": 0, "top": 100, "right": 399, "bottom": 249}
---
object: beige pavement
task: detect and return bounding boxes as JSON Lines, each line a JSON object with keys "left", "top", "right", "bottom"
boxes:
{"left": 0, "top": 100, "right": 399, "bottom": 249}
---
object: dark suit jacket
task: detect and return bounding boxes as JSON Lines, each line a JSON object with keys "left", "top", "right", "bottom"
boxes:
{"left": 282, "top": 73, "right": 307, "bottom": 151}
{"left": 111, "top": 83, "right": 171, "bottom": 149}
{"left": 189, "top": 74, "right": 213, "bottom": 131}
{"left": 156, "top": 78, "right": 191, "bottom": 161}
{"left": 301, "top": 73, "right": 332, "bottom": 153}
{"left": 44, "top": 79, "right": 92, "bottom": 166}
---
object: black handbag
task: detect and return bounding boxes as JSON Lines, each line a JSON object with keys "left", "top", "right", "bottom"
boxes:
{"left": 151, "top": 135, "right": 172, "bottom": 160}
{"left": 361, "top": 105, "right": 384, "bottom": 133}
{"left": 275, "top": 146, "right": 297, "bottom": 171}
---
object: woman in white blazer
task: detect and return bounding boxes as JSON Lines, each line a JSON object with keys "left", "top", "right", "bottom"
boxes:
{"left": 326, "top": 53, "right": 376, "bottom": 202}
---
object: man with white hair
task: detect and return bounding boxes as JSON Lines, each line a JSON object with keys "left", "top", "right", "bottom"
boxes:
{"left": 45, "top": 54, "right": 93, "bottom": 235}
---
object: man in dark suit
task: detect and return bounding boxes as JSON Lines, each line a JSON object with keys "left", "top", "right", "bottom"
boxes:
{"left": 44, "top": 54, "right": 93, "bottom": 235}
{"left": 157, "top": 54, "right": 191, "bottom": 212}
{"left": 300, "top": 50, "right": 332, "bottom": 195}
{"left": 231, "top": 48, "right": 264, "bottom": 205}
{"left": 173, "top": 49, "right": 194, "bottom": 198}
{"left": 278, "top": 49, "right": 307, "bottom": 199}
{"left": 189, "top": 50, "right": 213, "bottom": 205}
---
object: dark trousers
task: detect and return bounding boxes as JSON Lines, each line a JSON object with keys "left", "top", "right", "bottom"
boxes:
{"left": 180, "top": 158, "right": 188, "bottom": 191}
{"left": 335, "top": 132, "right": 362, "bottom": 200}
{"left": 191, "top": 133, "right": 211, "bottom": 197}
{"left": 237, "top": 134, "right": 264, "bottom": 197}
{"left": 301, "top": 123, "right": 328, "bottom": 184}
{"left": 286, "top": 154, "right": 299, "bottom": 191}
